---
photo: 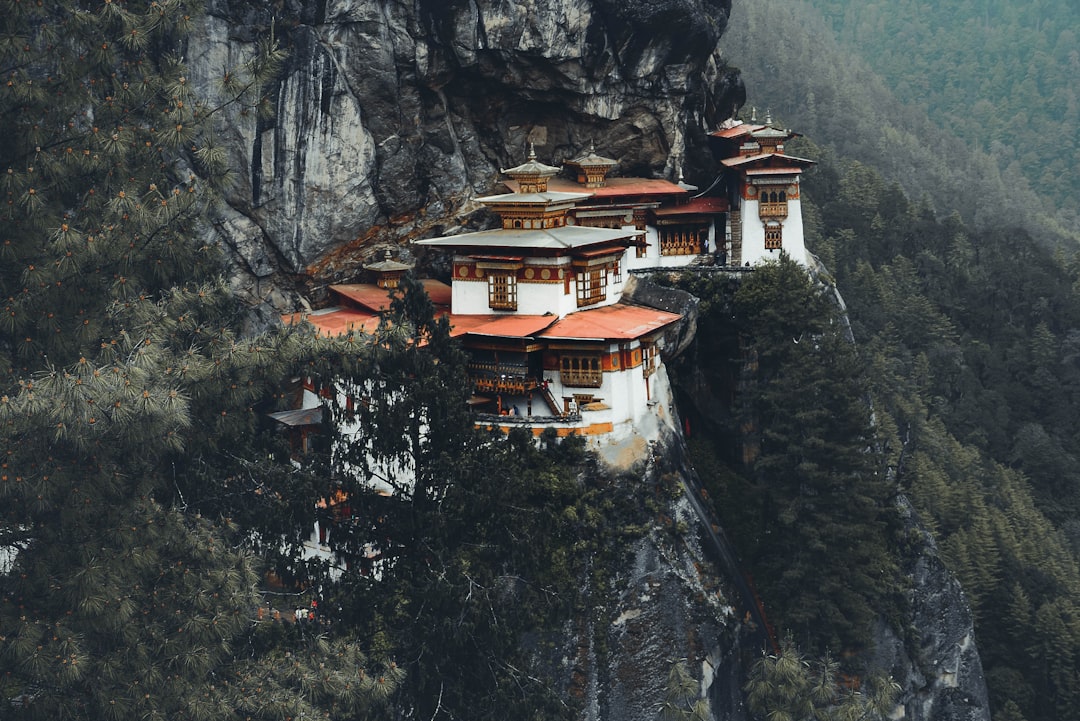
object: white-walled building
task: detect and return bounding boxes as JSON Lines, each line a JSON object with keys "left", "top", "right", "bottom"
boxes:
{"left": 411, "top": 147, "right": 684, "bottom": 448}
{"left": 284, "top": 125, "right": 815, "bottom": 453}
{"left": 709, "top": 114, "right": 815, "bottom": 266}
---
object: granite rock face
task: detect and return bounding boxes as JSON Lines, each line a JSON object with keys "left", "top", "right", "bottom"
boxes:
{"left": 188, "top": 0, "right": 742, "bottom": 303}
{"left": 870, "top": 498, "right": 992, "bottom": 721}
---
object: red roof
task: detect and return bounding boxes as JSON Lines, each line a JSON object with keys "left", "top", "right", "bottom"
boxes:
{"left": 283, "top": 308, "right": 382, "bottom": 337}
{"left": 330, "top": 284, "right": 394, "bottom": 311}
{"left": 746, "top": 166, "right": 806, "bottom": 176}
{"left": 721, "top": 153, "right": 814, "bottom": 169}
{"left": 421, "top": 279, "right": 453, "bottom": 307}
{"left": 710, "top": 123, "right": 764, "bottom": 140}
{"left": 447, "top": 314, "right": 558, "bottom": 338}
{"left": 330, "top": 279, "right": 452, "bottom": 312}
{"left": 653, "top": 196, "right": 729, "bottom": 216}
{"left": 538, "top": 303, "right": 681, "bottom": 341}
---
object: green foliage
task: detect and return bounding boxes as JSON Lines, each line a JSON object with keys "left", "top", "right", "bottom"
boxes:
{"left": 805, "top": 0, "right": 1079, "bottom": 224}
{"left": 745, "top": 641, "right": 899, "bottom": 721}
{"left": 660, "top": 661, "right": 710, "bottom": 721}
{"left": 722, "top": 0, "right": 1078, "bottom": 247}
{"left": 674, "top": 259, "right": 905, "bottom": 657}
{"left": 735, "top": 260, "right": 903, "bottom": 654}
{"left": 0, "top": 0, "right": 285, "bottom": 373}
{"left": 0, "top": 2, "right": 392, "bottom": 719}
{"left": 791, "top": 141, "right": 1080, "bottom": 721}
{"left": 281, "top": 279, "right": 641, "bottom": 721}
{"left": 1, "top": 501, "right": 401, "bottom": 721}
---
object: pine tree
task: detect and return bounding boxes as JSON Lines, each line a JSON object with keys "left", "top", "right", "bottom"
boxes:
{"left": 733, "top": 257, "right": 903, "bottom": 653}
{"left": 0, "top": 2, "right": 398, "bottom": 717}
{"left": 745, "top": 641, "right": 898, "bottom": 721}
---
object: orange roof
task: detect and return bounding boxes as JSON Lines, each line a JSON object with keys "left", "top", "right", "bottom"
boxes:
{"left": 538, "top": 303, "right": 680, "bottom": 341}
{"left": 504, "top": 177, "right": 688, "bottom": 199}
{"left": 653, "top": 196, "right": 729, "bottom": 216}
{"left": 420, "top": 279, "right": 453, "bottom": 307}
{"left": 710, "top": 122, "right": 765, "bottom": 140}
{"left": 745, "top": 166, "right": 807, "bottom": 176}
{"left": 557, "top": 176, "right": 687, "bottom": 197}
{"left": 330, "top": 284, "right": 395, "bottom": 311}
{"left": 283, "top": 308, "right": 382, "bottom": 338}
{"left": 329, "top": 279, "right": 452, "bottom": 312}
{"left": 447, "top": 314, "right": 558, "bottom": 338}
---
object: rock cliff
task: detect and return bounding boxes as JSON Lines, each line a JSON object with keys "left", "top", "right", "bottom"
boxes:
{"left": 188, "top": 0, "right": 741, "bottom": 307}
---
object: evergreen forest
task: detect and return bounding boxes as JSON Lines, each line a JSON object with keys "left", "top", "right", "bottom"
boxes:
{"left": 685, "top": 4, "right": 1080, "bottom": 717}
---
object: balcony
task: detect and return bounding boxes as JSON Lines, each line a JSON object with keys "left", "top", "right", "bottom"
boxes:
{"left": 758, "top": 202, "right": 788, "bottom": 220}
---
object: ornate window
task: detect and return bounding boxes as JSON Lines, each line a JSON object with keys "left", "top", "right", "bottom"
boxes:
{"left": 659, "top": 226, "right": 703, "bottom": 256}
{"left": 758, "top": 188, "right": 788, "bottom": 219}
{"left": 764, "top": 224, "right": 783, "bottom": 250}
{"left": 612, "top": 259, "right": 622, "bottom": 284}
{"left": 488, "top": 273, "right": 517, "bottom": 310}
{"left": 576, "top": 267, "right": 607, "bottom": 307}
{"left": 560, "top": 354, "right": 603, "bottom": 387}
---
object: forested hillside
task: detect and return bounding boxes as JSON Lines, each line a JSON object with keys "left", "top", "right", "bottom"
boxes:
{"left": 709, "top": 4, "right": 1080, "bottom": 720}
{"left": 808, "top": 0, "right": 1079, "bottom": 229}
{"left": 720, "top": 0, "right": 1078, "bottom": 247}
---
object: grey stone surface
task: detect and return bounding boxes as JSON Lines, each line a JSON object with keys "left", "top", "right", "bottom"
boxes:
{"left": 186, "top": 0, "right": 742, "bottom": 298}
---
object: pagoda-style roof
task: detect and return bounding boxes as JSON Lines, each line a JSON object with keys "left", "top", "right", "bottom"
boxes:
{"left": 501, "top": 145, "right": 561, "bottom": 193}
{"left": 566, "top": 143, "right": 618, "bottom": 169}
{"left": 564, "top": 143, "right": 619, "bottom": 188}
{"left": 477, "top": 190, "right": 591, "bottom": 206}
{"left": 363, "top": 249, "right": 413, "bottom": 273}
{"left": 710, "top": 118, "right": 800, "bottom": 144}
{"left": 447, "top": 314, "right": 558, "bottom": 338}
{"left": 415, "top": 225, "right": 637, "bottom": 253}
{"left": 526, "top": 176, "right": 688, "bottom": 200}
{"left": 282, "top": 307, "right": 382, "bottom": 338}
{"left": 710, "top": 121, "right": 768, "bottom": 140}
{"left": 721, "top": 152, "right": 815, "bottom": 170}
{"left": 268, "top": 406, "right": 324, "bottom": 427}
{"left": 537, "top": 302, "right": 681, "bottom": 342}
{"left": 653, "top": 196, "right": 729, "bottom": 216}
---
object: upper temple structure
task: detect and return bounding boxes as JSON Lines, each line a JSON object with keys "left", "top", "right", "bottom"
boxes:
{"left": 284, "top": 119, "right": 814, "bottom": 452}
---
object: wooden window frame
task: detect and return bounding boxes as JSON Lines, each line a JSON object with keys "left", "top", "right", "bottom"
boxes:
{"left": 642, "top": 342, "right": 659, "bottom": 378}
{"left": 764, "top": 224, "right": 783, "bottom": 250}
{"left": 487, "top": 272, "right": 517, "bottom": 310}
{"left": 659, "top": 226, "right": 702, "bottom": 256}
{"left": 560, "top": 353, "right": 603, "bottom": 387}
{"left": 576, "top": 267, "right": 607, "bottom": 307}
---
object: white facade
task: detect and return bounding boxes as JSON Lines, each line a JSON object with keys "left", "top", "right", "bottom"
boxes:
{"left": 449, "top": 254, "right": 629, "bottom": 318}
{"left": 623, "top": 223, "right": 719, "bottom": 272}
{"left": 739, "top": 195, "right": 808, "bottom": 266}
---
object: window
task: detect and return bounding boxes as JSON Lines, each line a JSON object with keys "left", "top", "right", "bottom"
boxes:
{"left": 642, "top": 342, "right": 658, "bottom": 378}
{"left": 659, "top": 226, "right": 702, "bottom": 256}
{"left": 758, "top": 188, "right": 788, "bottom": 219}
{"left": 488, "top": 273, "right": 517, "bottom": 310}
{"left": 560, "top": 354, "right": 603, "bottom": 387}
{"left": 612, "top": 259, "right": 622, "bottom": 284}
{"left": 764, "top": 224, "right": 782, "bottom": 250}
{"left": 576, "top": 267, "right": 607, "bottom": 307}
